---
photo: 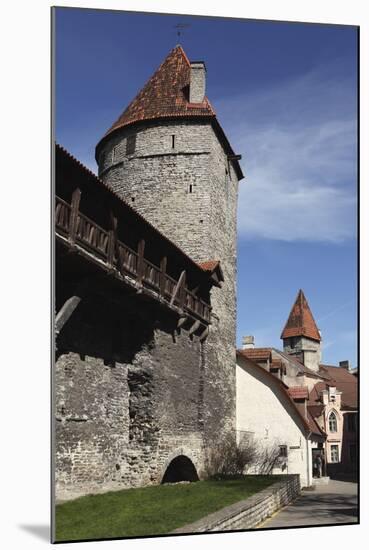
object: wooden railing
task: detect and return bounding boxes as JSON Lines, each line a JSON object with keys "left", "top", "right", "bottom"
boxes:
{"left": 55, "top": 194, "right": 211, "bottom": 324}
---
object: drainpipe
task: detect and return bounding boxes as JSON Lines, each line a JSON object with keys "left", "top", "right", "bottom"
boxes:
{"left": 306, "top": 432, "right": 312, "bottom": 487}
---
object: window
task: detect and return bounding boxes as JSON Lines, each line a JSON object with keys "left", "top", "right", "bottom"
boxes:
{"left": 330, "top": 444, "right": 339, "bottom": 463}
{"left": 328, "top": 411, "right": 337, "bottom": 432}
{"left": 189, "top": 184, "right": 193, "bottom": 194}
{"left": 289, "top": 337, "right": 296, "bottom": 349}
{"left": 279, "top": 445, "right": 288, "bottom": 458}
{"left": 171, "top": 135, "right": 175, "bottom": 149}
{"left": 113, "top": 141, "right": 125, "bottom": 163}
{"left": 348, "top": 414, "right": 356, "bottom": 432}
{"left": 238, "top": 430, "right": 255, "bottom": 449}
{"left": 126, "top": 134, "right": 136, "bottom": 155}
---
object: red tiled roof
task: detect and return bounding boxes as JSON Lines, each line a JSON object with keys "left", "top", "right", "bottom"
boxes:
{"left": 95, "top": 46, "right": 244, "bottom": 180}
{"left": 308, "top": 404, "right": 325, "bottom": 418}
{"left": 288, "top": 386, "right": 309, "bottom": 400}
{"left": 103, "top": 46, "right": 216, "bottom": 138}
{"left": 318, "top": 365, "right": 358, "bottom": 410}
{"left": 307, "top": 409, "right": 326, "bottom": 437}
{"left": 238, "top": 348, "right": 272, "bottom": 362}
{"left": 281, "top": 289, "right": 321, "bottom": 342}
{"left": 198, "top": 260, "right": 220, "bottom": 272}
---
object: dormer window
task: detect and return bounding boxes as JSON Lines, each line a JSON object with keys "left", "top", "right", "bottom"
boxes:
{"left": 328, "top": 411, "right": 338, "bottom": 432}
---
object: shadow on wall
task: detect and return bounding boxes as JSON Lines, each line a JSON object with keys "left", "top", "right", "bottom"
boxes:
{"left": 56, "top": 293, "right": 169, "bottom": 366}
{"left": 162, "top": 455, "right": 199, "bottom": 484}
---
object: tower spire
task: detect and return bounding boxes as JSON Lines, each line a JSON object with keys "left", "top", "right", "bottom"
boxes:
{"left": 281, "top": 290, "right": 322, "bottom": 372}
{"left": 281, "top": 289, "right": 321, "bottom": 342}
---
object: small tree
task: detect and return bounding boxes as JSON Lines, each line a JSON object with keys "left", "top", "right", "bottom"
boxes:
{"left": 204, "top": 433, "right": 259, "bottom": 478}
{"left": 204, "top": 434, "right": 284, "bottom": 478}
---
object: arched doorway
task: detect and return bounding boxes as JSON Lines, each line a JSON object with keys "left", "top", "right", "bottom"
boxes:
{"left": 161, "top": 455, "right": 199, "bottom": 484}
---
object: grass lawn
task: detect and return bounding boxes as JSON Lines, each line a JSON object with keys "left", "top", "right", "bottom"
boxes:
{"left": 55, "top": 475, "right": 275, "bottom": 542}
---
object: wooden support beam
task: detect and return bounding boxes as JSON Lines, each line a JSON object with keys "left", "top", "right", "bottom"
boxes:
{"left": 107, "top": 212, "right": 118, "bottom": 268}
{"left": 170, "top": 270, "right": 186, "bottom": 307}
{"left": 68, "top": 188, "right": 81, "bottom": 245}
{"left": 55, "top": 295, "right": 82, "bottom": 335}
{"left": 199, "top": 325, "right": 209, "bottom": 342}
{"left": 136, "top": 239, "right": 145, "bottom": 284}
{"left": 177, "top": 315, "right": 187, "bottom": 328}
{"left": 160, "top": 256, "right": 167, "bottom": 296}
{"left": 179, "top": 277, "right": 187, "bottom": 310}
{"left": 188, "top": 319, "right": 201, "bottom": 335}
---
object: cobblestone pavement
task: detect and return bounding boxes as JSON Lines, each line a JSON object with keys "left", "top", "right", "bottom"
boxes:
{"left": 256, "top": 480, "right": 358, "bottom": 529}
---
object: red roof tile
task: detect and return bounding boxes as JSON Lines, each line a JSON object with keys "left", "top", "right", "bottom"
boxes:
{"left": 103, "top": 45, "right": 215, "bottom": 138}
{"left": 288, "top": 386, "right": 309, "bottom": 400}
{"left": 238, "top": 348, "right": 272, "bottom": 362}
{"left": 318, "top": 365, "right": 358, "bottom": 409}
{"left": 198, "top": 260, "right": 220, "bottom": 272}
{"left": 308, "top": 404, "right": 325, "bottom": 418}
{"left": 307, "top": 409, "right": 326, "bottom": 436}
{"left": 95, "top": 46, "right": 244, "bottom": 180}
{"left": 281, "top": 289, "right": 321, "bottom": 342}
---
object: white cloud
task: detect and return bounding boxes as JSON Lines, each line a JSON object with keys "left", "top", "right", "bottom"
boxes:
{"left": 215, "top": 66, "right": 357, "bottom": 242}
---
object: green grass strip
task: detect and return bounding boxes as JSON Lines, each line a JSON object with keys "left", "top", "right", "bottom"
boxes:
{"left": 55, "top": 475, "right": 275, "bottom": 541}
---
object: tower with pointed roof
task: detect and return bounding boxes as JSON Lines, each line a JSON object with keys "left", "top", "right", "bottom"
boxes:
{"left": 95, "top": 46, "right": 244, "bottom": 441}
{"left": 281, "top": 289, "right": 322, "bottom": 372}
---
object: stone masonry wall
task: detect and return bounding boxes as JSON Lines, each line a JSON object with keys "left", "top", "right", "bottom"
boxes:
{"left": 55, "top": 295, "right": 207, "bottom": 501}
{"left": 283, "top": 336, "right": 321, "bottom": 372}
{"left": 99, "top": 119, "right": 239, "bottom": 442}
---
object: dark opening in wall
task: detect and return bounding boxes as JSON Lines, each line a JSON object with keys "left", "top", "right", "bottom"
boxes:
{"left": 126, "top": 134, "right": 136, "bottom": 155}
{"left": 131, "top": 197, "right": 135, "bottom": 202}
{"left": 171, "top": 135, "right": 175, "bottom": 149}
{"left": 161, "top": 455, "right": 199, "bottom": 484}
{"left": 189, "top": 184, "right": 193, "bottom": 193}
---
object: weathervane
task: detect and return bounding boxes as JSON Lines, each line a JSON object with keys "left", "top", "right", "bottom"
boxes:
{"left": 174, "top": 23, "right": 191, "bottom": 42}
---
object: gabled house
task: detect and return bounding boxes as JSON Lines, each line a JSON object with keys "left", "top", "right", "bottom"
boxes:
{"left": 237, "top": 289, "right": 357, "bottom": 482}
{"left": 236, "top": 351, "right": 325, "bottom": 487}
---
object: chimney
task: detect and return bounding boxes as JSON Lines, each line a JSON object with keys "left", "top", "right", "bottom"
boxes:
{"left": 242, "top": 336, "right": 255, "bottom": 350}
{"left": 339, "top": 360, "right": 350, "bottom": 370}
{"left": 189, "top": 61, "right": 206, "bottom": 103}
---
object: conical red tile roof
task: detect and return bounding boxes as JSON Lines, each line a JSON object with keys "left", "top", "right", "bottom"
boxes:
{"left": 281, "top": 290, "right": 321, "bottom": 342}
{"left": 103, "top": 45, "right": 215, "bottom": 139}
{"left": 95, "top": 45, "right": 244, "bottom": 180}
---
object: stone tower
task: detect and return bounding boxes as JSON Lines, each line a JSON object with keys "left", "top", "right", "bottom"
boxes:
{"left": 281, "top": 289, "right": 322, "bottom": 372}
{"left": 95, "top": 45, "right": 244, "bottom": 441}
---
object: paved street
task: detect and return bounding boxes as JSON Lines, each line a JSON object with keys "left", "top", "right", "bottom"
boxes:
{"left": 258, "top": 480, "right": 358, "bottom": 529}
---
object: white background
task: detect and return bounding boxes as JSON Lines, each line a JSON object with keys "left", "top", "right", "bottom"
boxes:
{"left": 1, "top": 1, "right": 367, "bottom": 548}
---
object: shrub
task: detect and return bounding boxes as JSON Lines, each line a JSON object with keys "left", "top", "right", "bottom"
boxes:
{"left": 204, "top": 433, "right": 283, "bottom": 478}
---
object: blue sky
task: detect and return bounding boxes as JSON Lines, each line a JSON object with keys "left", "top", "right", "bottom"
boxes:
{"left": 55, "top": 8, "right": 358, "bottom": 368}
